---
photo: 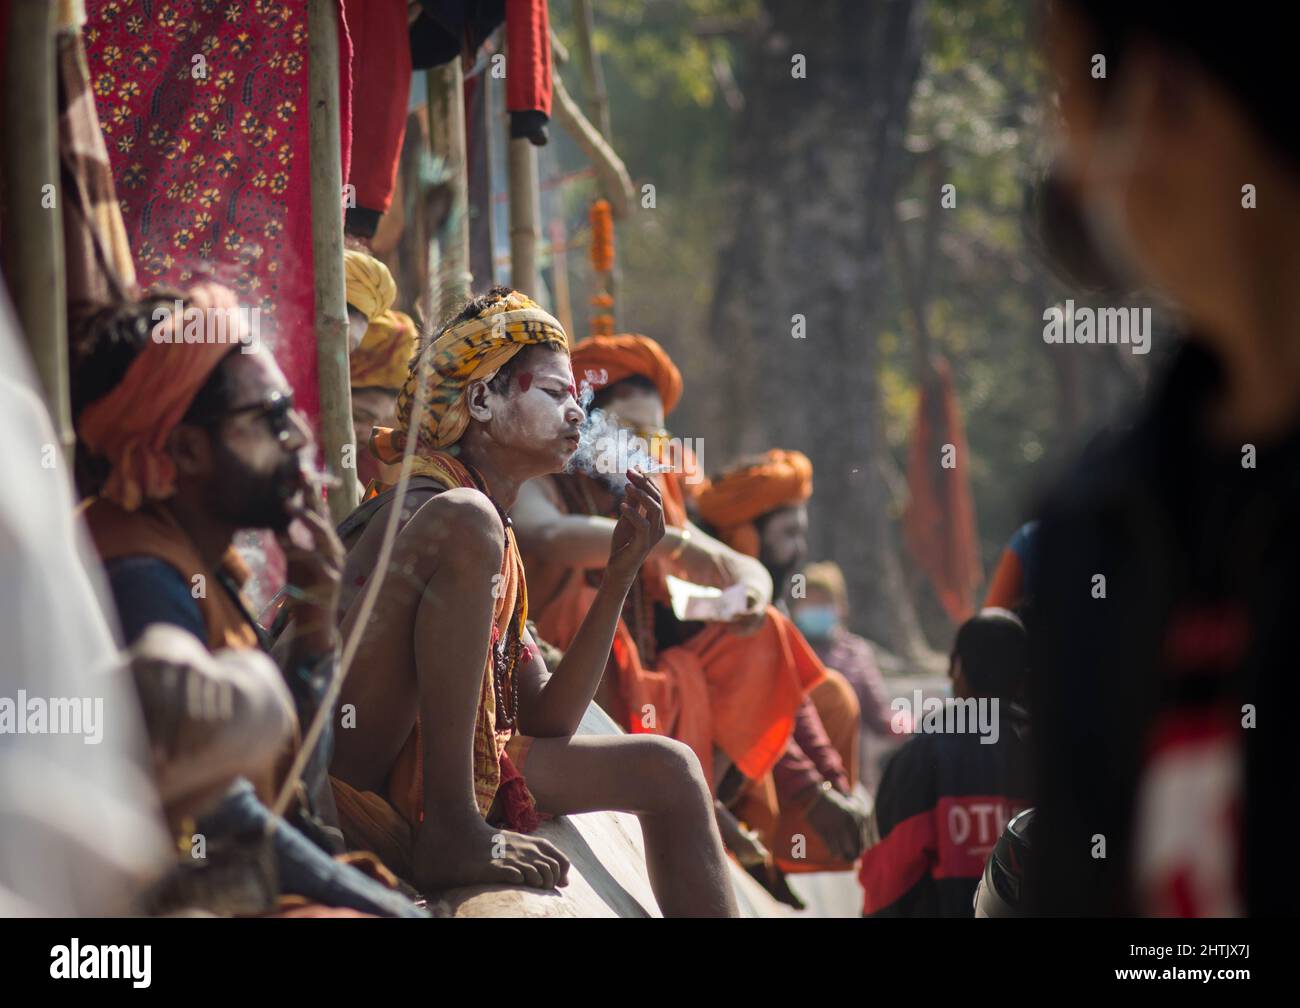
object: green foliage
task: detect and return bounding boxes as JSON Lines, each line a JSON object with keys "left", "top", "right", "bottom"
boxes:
{"left": 549, "top": 0, "right": 759, "bottom": 372}
{"left": 883, "top": 0, "right": 1060, "bottom": 571}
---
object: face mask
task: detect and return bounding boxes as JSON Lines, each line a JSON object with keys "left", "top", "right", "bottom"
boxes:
{"left": 793, "top": 605, "right": 838, "bottom": 640}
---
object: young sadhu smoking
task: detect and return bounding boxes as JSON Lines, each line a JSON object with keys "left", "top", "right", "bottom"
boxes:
{"left": 514, "top": 342, "right": 826, "bottom": 793}
{"left": 328, "top": 288, "right": 738, "bottom": 916}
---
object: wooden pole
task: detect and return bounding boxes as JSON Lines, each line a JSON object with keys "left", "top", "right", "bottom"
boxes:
{"left": 307, "top": 0, "right": 358, "bottom": 522}
{"left": 549, "top": 219, "right": 573, "bottom": 337}
{"left": 571, "top": 0, "right": 611, "bottom": 138}
{"left": 508, "top": 137, "right": 541, "bottom": 296}
{"left": 428, "top": 60, "right": 472, "bottom": 319}
{"left": 481, "top": 69, "right": 499, "bottom": 289}
{"left": 2, "top": 0, "right": 69, "bottom": 451}
{"left": 551, "top": 71, "right": 633, "bottom": 218}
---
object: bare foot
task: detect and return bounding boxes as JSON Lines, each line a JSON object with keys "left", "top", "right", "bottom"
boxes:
{"left": 412, "top": 816, "right": 572, "bottom": 893}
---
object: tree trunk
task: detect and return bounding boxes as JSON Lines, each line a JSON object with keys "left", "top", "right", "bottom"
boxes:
{"left": 707, "top": 0, "right": 929, "bottom": 661}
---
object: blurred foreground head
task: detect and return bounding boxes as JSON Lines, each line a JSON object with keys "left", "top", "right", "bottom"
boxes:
{"left": 1042, "top": 2, "right": 1298, "bottom": 348}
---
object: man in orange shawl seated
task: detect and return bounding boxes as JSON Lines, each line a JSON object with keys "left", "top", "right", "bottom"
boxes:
{"left": 329, "top": 288, "right": 737, "bottom": 915}
{"left": 695, "top": 450, "right": 869, "bottom": 876}
{"left": 511, "top": 335, "right": 827, "bottom": 881}
{"left": 72, "top": 285, "right": 420, "bottom": 917}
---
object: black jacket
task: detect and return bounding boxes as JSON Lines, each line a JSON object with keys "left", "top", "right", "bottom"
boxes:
{"left": 1027, "top": 341, "right": 1300, "bottom": 915}
{"left": 860, "top": 703, "right": 1030, "bottom": 917}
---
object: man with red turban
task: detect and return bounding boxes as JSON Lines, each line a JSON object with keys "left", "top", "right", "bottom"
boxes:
{"left": 696, "top": 450, "right": 869, "bottom": 877}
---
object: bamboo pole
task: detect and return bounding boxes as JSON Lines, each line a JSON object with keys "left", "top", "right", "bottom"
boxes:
{"left": 551, "top": 71, "right": 633, "bottom": 218}
{"left": 571, "top": 0, "right": 611, "bottom": 138}
{"left": 549, "top": 218, "right": 573, "bottom": 337}
{"left": 482, "top": 68, "right": 499, "bottom": 288}
{"left": 428, "top": 60, "right": 472, "bottom": 319}
{"left": 508, "top": 136, "right": 541, "bottom": 296}
{"left": 307, "top": 0, "right": 358, "bottom": 522}
{"left": 2, "top": 0, "right": 69, "bottom": 451}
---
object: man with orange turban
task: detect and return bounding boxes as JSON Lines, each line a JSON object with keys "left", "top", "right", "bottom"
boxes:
{"left": 327, "top": 290, "right": 736, "bottom": 915}
{"left": 512, "top": 334, "right": 832, "bottom": 899}
{"left": 696, "top": 450, "right": 869, "bottom": 878}
{"left": 72, "top": 285, "right": 421, "bottom": 917}
{"left": 349, "top": 308, "right": 417, "bottom": 490}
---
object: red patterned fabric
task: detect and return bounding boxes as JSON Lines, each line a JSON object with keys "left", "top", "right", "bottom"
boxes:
{"left": 84, "top": 0, "right": 353, "bottom": 423}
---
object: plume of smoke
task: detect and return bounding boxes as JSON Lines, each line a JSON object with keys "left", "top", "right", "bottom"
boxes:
{"left": 565, "top": 383, "right": 669, "bottom": 496}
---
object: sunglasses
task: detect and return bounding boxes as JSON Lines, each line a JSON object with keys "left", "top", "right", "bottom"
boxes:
{"left": 193, "top": 390, "right": 297, "bottom": 444}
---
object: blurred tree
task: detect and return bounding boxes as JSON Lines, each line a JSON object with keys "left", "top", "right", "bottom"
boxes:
{"left": 705, "top": 0, "right": 930, "bottom": 661}
{"left": 547, "top": 0, "right": 1148, "bottom": 659}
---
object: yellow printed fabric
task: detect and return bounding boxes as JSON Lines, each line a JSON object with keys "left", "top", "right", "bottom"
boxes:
{"left": 343, "top": 250, "right": 397, "bottom": 322}
{"left": 380, "top": 291, "right": 568, "bottom": 459}
{"left": 350, "top": 309, "right": 417, "bottom": 391}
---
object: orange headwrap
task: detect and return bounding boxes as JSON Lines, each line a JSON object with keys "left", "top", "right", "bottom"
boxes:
{"left": 78, "top": 283, "right": 244, "bottom": 512}
{"left": 695, "top": 449, "right": 814, "bottom": 557}
{"left": 568, "top": 333, "right": 683, "bottom": 416}
{"left": 350, "top": 309, "right": 417, "bottom": 391}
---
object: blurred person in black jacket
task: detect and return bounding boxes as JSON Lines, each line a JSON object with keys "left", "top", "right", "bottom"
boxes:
{"left": 1030, "top": 0, "right": 1300, "bottom": 915}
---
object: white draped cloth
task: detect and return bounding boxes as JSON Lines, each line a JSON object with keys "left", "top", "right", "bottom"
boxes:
{"left": 0, "top": 289, "right": 168, "bottom": 916}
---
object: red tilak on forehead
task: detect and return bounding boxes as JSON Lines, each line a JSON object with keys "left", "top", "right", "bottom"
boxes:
{"left": 516, "top": 371, "right": 533, "bottom": 392}
{"left": 567, "top": 382, "right": 577, "bottom": 399}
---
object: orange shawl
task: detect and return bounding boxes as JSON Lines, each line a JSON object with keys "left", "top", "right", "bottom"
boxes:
{"left": 533, "top": 469, "right": 822, "bottom": 785}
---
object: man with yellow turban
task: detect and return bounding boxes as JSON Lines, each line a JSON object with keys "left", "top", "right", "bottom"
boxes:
{"left": 349, "top": 308, "right": 417, "bottom": 489}
{"left": 696, "top": 450, "right": 869, "bottom": 879}
{"left": 342, "top": 249, "right": 398, "bottom": 351}
{"left": 328, "top": 289, "right": 737, "bottom": 915}
{"left": 512, "top": 334, "right": 834, "bottom": 902}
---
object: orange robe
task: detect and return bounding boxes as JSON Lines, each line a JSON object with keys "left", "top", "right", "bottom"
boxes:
{"left": 527, "top": 471, "right": 823, "bottom": 787}
{"left": 694, "top": 450, "right": 862, "bottom": 872}
{"left": 733, "top": 670, "right": 862, "bottom": 873}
